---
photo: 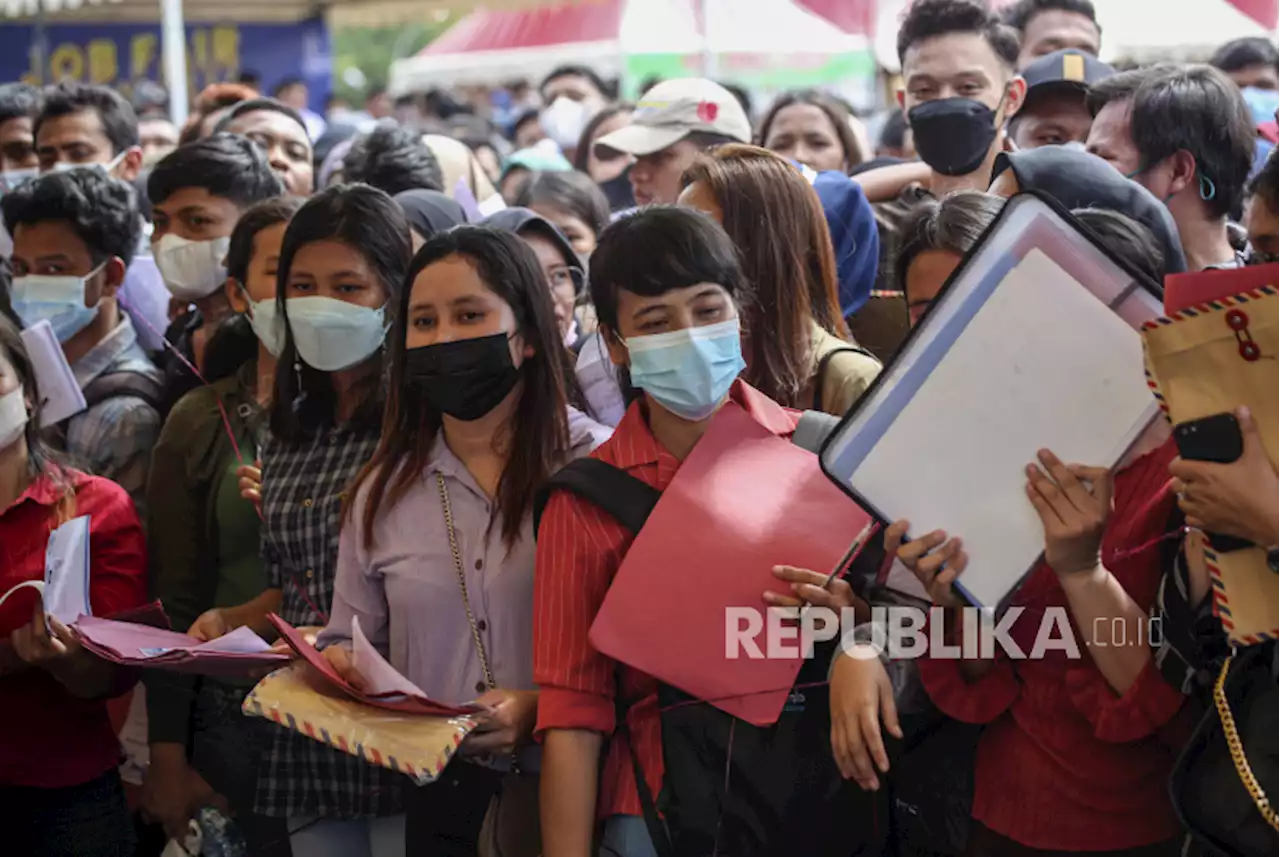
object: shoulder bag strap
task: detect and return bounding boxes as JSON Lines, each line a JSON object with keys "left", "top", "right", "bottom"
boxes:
{"left": 534, "top": 458, "right": 662, "bottom": 536}
{"left": 436, "top": 472, "right": 520, "bottom": 775}
{"left": 813, "top": 346, "right": 876, "bottom": 412}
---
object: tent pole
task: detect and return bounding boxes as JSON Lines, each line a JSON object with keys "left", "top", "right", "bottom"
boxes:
{"left": 31, "top": 1, "right": 48, "bottom": 84}
{"left": 699, "top": 0, "right": 718, "bottom": 78}
{"left": 160, "top": 0, "right": 189, "bottom": 125}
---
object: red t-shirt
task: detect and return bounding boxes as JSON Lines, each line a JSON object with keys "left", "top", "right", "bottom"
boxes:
{"left": 0, "top": 469, "right": 147, "bottom": 788}
{"left": 917, "top": 439, "right": 1187, "bottom": 850}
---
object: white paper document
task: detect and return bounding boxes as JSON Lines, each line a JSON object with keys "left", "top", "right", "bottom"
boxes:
{"left": 350, "top": 615, "right": 429, "bottom": 698}
{"left": 825, "top": 245, "right": 1159, "bottom": 608}
{"left": 20, "top": 320, "right": 86, "bottom": 426}
{"left": 44, "top": 515, "right": 93, "bottom": 627}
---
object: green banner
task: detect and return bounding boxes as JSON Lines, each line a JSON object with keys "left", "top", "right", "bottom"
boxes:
{"left": 623, "top": 49, "right": 875, "bottom": 97}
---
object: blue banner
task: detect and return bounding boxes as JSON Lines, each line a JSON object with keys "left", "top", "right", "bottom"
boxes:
{"left": 0, "top": 19, "right": 332, "bottom": 113}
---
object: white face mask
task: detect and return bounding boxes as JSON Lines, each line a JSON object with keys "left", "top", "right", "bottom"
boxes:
{"left": 49, "top": 150, "right": 127, "bottom": 178}
{"left": 0, "top": 385, "right": 28, "bottom": 450}
{"left": 541, "top": 97, "right": 591, "bottom": 151}
{"left": 244, "top": 294, "right": 286, "bottom": 358}
{"left": 0, "top": 167, "right": 38, "bottom": 193}
{"left": 155, "top": 233, "right": 232, "bottom": 302}
{"left": 286, "top": 296, "right": 388, "bottom": 372}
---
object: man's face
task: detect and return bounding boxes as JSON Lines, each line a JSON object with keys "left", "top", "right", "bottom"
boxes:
{"left": 36, "top": 108, "right": 139, "bottom": 181}
{"left": 514, "top": 117, "right": 545, "bottom": 150}
{"left": 1245, "top": 193, "right": 1279, "bottom": 260}
{"left": 366, "top": 92, "right": 392, "bottom": 119}
{"left": 10, "top": 219, "right": 121, "bottom": 318}
{"left": 629, "top": 138, "right": 704, "bottom": 207}
{"left": 0, "top": 115, "right": 37, "bottom": 172}
{"left": 543, "top": 73, "right": 607, "bottom": 116}
{"left": 1227, "top": 64, "right": 1279, "bottom": 91}
{"left": 150, "top": 187, "right": 244, "bottom": 244}
{"left": 225, "top": 109, "right": 314, "bottom": 197}
{"left": 1086, "top": 98, "right": 1142, "bottom": 176}
{"left": 138, "top": 117, "right": 178, "bottom": 163}
{"left": 278, "top": 83, "right": 309, "bottom": 111}
{"left": 902, "top": 33, "right": 1012, "bottom": 114}
{"left": 1017, "top": 10, "right": 1101, "bottom": 69}
{"left": 1010, "top": 88, "right": 1093, "bottom": 149}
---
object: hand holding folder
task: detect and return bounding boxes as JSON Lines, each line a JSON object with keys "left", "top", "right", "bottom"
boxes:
{"left": 268, "top": 614, "right": 484, "bottom": 717}
{"left": 588, "top": 403, "right": 875, "bottom": 726}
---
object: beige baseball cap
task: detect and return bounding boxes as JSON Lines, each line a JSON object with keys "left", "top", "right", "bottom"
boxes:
{"left": 594, "top": 78, "right": 752, "bottom": 157}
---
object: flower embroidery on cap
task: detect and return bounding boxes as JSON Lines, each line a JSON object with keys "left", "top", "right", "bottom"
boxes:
{"left": 697, "top": 101, "right": 719, "bottom": 123}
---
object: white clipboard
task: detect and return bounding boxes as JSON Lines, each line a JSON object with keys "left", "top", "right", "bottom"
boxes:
{"left": 820, "top": 193, "right": 1164, "bottom": 608}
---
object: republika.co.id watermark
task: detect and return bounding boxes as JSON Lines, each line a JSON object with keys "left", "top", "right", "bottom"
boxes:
{"left": 725, "top": 606, "right": 1164, "bottom": 661}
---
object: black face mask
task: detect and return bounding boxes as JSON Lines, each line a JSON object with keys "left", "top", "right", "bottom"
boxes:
{"left": 405, "top": 333, "right": 520, "bottom": 422}
{"left": 597, "top": 164, "right": 636, "bottom": 212}
{"left": 908, "top": 97, "right": 1000, "bottom": 177}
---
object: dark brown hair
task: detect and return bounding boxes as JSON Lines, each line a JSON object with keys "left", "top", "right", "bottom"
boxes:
{"left": 757, "top": 90, "right": 864, "bottom": 172}
{"left": 350, "top": 226, "right": 572, "bottom": 551}
{"left": 681, "top": 144, "right": 850, "bottom": 408}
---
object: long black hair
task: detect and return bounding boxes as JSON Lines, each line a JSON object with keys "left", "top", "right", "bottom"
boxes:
{"left": 350, "top": 226, "right": 572, "bottom": 550}
{"left": 269, "top": 184, "right": 412, "bottom": 440}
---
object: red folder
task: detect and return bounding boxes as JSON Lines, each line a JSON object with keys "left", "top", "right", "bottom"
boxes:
{"left": 268, "top": 615, "right": 483, "bottom": 717}
{"left": 1163, "top": 263, "right": 1278, "bottom": 314}
{"left": 588, "top": 403, "right": 875, "bottom": 726}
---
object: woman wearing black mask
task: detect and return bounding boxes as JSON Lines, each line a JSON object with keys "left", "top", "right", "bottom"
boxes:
{"left": 314, "top": 227, "right": 610, "bottom": 854}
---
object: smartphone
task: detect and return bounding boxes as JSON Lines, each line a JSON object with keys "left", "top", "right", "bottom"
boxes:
{"left": 1174, "top": 412, "right": 1244, "bottom": 464}
{"left": 1173, "top": 413, "right": 1253, "bottom": 553}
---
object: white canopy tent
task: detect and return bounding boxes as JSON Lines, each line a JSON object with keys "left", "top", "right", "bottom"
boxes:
{"left": 1090, "top": 0, "right": 1273, "bottom": 62}
{"left": 391, "top": 0, "right": 868, "bottom": 94}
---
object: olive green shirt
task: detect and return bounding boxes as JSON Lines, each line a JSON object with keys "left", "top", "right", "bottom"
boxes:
{"left": 144, "top": 361, "right": 267, "bottom": 745}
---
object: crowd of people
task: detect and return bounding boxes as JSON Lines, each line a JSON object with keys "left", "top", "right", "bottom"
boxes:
{"left": 0, "top": 0, "right": 1276, "bottom": 855}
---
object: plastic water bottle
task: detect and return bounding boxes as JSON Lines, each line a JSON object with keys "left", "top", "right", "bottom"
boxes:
{"left": 189, "top": 806, "right": 248, "bottom": 857}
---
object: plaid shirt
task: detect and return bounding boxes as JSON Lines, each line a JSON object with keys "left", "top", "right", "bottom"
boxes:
{"left": 66, "top": 315, "right": 162, "bottom": 520}
{"left": 253, "top": 419, "right": 404, "bottom": 820}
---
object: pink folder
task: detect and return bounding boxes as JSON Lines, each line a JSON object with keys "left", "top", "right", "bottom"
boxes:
{"left": 588, "top": 403, "right": 875, "bottom": 726}
{"left": 269, "top": 615, "right": 484, "bottom": 717}
{"left": 1163, "top": 263, "right": 1278, "bottom": 314}
{"left": 75, "top": 615, "right": 291, "bottom": 677}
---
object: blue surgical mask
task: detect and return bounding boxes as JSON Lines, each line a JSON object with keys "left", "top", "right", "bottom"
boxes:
{"left": 625, "top": 317, "right": 746, "bottom": 421}
{"left": 286, "top": 296, "right": 388, "bottom": 372}
{"left": 10, "top": 268, "right": 103, "bottom": 342}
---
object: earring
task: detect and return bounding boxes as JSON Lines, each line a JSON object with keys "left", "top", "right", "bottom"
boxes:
{"left": 1198, "top": 174, "right": 1217, "bottom": 202}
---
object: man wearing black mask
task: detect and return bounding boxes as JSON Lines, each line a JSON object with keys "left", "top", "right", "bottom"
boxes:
{"left": 895, "top": 0, "right": 1027, "bottom": 197}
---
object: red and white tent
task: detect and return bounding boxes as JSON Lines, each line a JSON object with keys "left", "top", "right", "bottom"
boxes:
{"left": 390, "top": 0, "right": 869, "bottom": 93}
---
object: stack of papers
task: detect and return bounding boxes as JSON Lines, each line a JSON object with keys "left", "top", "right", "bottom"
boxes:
{"left": 75, "top": 616, "right": 290, "bottom": 677}
{"left": 269, "top": 615, "right": 485, "bottom": 717}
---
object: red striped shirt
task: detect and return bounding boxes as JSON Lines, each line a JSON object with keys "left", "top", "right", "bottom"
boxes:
{"left": 533, "top": 381, "right": 798, "bottom": 819}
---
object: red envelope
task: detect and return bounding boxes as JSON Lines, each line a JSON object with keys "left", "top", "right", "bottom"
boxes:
{"left": 268, "top": 615, "right": 483, "bottom": 717}
{"left": 1163, "top": 263, "right": 1278, "bottom": 314}
{"left": 588, "top": 403, "right": 875, "bottom": 726}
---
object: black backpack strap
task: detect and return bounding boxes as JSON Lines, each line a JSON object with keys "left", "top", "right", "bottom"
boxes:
{"left": 533, "top": 457, "right": 661, "bottom": 536}
{"left": 813, "top": 346, "right": 877, "bottom": 412}
{"left": 82, "top": 370, "right": 163, "bottom": 411}
{"left": 613, "top": 670, "right": 674, "bottom": 857}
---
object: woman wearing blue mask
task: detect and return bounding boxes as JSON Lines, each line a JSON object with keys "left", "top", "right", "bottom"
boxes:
{"left": 313, "top": 226, "right": 609, "bottom": 855}
{"left": 536, "top": 207, "right": 808, "bottom": 857}
{"left": 203, "top": 184, "right": 413, "bottom": 857}
{"left": 140, "top": 196, "right": 302, "bottom": 853}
